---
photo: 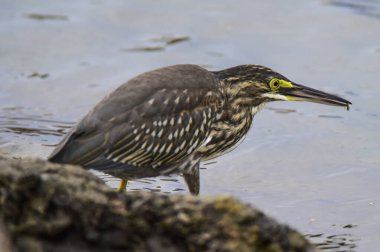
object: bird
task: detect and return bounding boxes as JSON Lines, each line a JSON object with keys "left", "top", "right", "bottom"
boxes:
{"left": 48, "top": 64, "right": 351, "bottom": 195}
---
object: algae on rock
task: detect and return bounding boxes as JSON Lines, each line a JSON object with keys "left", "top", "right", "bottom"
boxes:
{"left": 0, "top": 158, "right": 315, "bottom": 252}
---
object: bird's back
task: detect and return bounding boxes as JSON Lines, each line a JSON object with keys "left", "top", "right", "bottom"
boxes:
{"left": 49, "top": 64, "right": 221, "bottom": 175}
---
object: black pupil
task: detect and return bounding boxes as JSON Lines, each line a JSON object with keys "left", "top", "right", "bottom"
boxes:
{"left": 274, "top": 81, "right": 279, "bottom": 86}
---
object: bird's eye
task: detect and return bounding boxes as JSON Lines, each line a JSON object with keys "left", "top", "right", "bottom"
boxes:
{"left": 269, "top": 79, "right": 280, "bottom": 90}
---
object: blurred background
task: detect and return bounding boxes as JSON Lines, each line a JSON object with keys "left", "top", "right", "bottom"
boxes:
{"left": 1, "top": 0, "right": 380, "bottom": 251}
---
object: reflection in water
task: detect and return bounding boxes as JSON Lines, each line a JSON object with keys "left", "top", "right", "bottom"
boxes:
{"left": 159, "top": 178, "right": 180, "bottom": 182}
{"left": 306, "top": 233, "right": 359, "bottom": 252}
{"left": 0, "top": 115, "right": 74, "bottom": 137}
{"left": 150, "top": 35, "right": 190, "bottom": 45}
{"left": 172, "top": 188, "right": 185, "bottom": 192}
{"left": 25, "top": 13, "right": 68, "bottom": 21}
{"left": 122, "top": 35, "right": 190, "bottom": 52}
{"left": 98, "top": 163, "right": 213, "bottom": 193}
{"left": 266, "top": 107, "right": 297, "bottom": 114}
{"left": 0, "top": 112, "right": 75, "bottom": 156}
{"left": 203, "top": 161, "right": 217, "bottom": 166}
{"left": 97, "top": 171, "right": 187, "bottom": 194}
{"left": 27, "top": 72, "right": 49, "bottom": 79}
{"left": 123, "top": 46, "right": 164, "bottom": 52}
{"left": 324, "top": 0, "right": 380, "bottom": 19}
{"left": 318, "top": 115, "right": 344, "bottom": 119}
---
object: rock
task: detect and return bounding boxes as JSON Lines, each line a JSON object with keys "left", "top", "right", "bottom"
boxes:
{"left": 0, "top": 157, "right": 315, "bottom": 252}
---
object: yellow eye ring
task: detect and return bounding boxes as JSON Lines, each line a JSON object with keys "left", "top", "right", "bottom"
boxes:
{"left": 269, "top": 79, "right": 280, "bottom": 90}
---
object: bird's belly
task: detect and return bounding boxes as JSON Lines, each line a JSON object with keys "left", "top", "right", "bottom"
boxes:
{"left": 104, "top": 165, "right": 162, "bottom": 179}
{"left": 93, "top": 151, "right": 200, "bottom": 180}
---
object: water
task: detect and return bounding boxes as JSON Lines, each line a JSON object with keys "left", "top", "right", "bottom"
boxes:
{"left": 1, "top": 0, "right": 380, "bottom": 251}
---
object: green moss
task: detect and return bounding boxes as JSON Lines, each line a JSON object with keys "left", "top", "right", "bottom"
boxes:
{"left": 0, "top": 158, "right": 315, "bottom": 252}
{"left": 16, "top": 236, "right": 43, "bottom": 252}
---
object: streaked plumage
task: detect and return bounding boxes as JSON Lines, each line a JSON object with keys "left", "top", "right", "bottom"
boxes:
{"left": 49, "top": 64, "right": 351, "bottom": 195}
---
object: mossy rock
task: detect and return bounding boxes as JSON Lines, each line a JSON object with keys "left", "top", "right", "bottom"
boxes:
{"left": 0, "top": 158, "right": 315, "bottom": 252}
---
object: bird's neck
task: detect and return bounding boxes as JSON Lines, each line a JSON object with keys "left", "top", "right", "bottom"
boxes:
{"left": 197, "top": 98, "right": 263, "bottom": 161}
{"left": 219, "top": 80, "right": 266, "bottom": 118}
{"left": 220, "top": 100, "right": 265, "bottom": 128}
{"left": 196, "top": 82, "right": 265, "bottom": 161}
{"left": 250, "top": 103, "right": 266, "bottom": 117}
{"left": 217, "top": 87, "right": 265, "bottom": 136}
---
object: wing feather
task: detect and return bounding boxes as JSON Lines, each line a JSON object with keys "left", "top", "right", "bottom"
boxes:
{"left": 49, "top": 64, "right": 222, "bottom": 174}
{"left": 103, "top": 105, "right": 215, "bottom": 170}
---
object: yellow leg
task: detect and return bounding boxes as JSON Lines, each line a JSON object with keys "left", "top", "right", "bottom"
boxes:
{"left": 117, "top": 179, "right": 128, "bottom": 192}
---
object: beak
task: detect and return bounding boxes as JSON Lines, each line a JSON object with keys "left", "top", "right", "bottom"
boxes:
{"left": 283, "top": 84, "right": 352, "bottom": 110}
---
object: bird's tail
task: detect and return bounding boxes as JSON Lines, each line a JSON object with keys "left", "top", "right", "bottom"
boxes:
{"left": 48, "top": 127, "right": 105, "bottom": 167}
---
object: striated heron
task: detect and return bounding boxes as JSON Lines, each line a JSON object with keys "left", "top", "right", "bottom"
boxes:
{"left": 49, "top": 64, "right": 351, "bottom": 195}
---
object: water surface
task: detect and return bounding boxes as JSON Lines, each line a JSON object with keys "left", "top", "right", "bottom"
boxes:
{"left": 1, "top": 0, "right": 380, "bottom": 251}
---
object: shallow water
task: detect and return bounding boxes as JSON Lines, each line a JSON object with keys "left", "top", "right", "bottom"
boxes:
{"left": 1, "top": 0, "right": 380, "bottom": 250}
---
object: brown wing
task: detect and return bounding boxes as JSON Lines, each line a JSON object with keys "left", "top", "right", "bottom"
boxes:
{"left": 105, "top": 89, "right": 217, "bottom": 168}
{"left": 49, "top": 64, "right": 222, "bottom": 171}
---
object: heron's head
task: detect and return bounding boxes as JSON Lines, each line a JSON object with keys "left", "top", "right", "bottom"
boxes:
{"left": 215, "top": 64, "right": 351, "bottom": 110}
